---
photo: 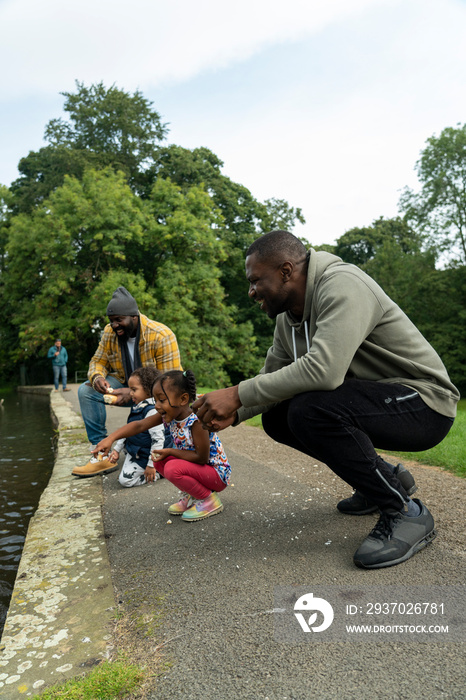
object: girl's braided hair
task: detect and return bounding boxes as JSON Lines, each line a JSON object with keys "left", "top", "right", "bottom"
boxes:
{"left": 159, "top": 369, "right": 197, "bottom": 403}
{"left": 130, "top": 366, "right": 162, "bottom": 396}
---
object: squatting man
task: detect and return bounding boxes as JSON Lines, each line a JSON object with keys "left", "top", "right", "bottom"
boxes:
{"left": 193, "top": 230, "right": 459, "bottom": 569}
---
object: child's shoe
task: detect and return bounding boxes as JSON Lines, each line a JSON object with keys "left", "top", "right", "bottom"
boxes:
{"left": 168, "top": 492, "right": 192, "bottom": 515}
{"left": 181, "top": 492, "right": 223, "bottom": 522}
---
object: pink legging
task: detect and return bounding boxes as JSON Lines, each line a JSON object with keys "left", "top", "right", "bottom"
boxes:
{"left": 155, "top": 456, "right": 227, "bottom": 500}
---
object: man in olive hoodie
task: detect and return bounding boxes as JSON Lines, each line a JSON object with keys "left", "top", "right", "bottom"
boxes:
{"left": 193, "top": 230, "right": 459, "bottom": 569}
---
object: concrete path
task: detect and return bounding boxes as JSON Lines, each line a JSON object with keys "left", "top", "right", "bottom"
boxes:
{"left": 102, "top": 421, "right": 466, "bottom": 700}
{"left": 1, "top": 385, "right": 465, "bottom": 698}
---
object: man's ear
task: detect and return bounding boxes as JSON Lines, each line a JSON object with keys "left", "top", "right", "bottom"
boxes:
{"left": 280, "top": 261, "right": 293, "bottom": 282}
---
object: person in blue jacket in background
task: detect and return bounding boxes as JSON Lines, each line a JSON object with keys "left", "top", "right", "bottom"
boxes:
{"left": 47, "top": 339, "right": 70, "bottom": 392}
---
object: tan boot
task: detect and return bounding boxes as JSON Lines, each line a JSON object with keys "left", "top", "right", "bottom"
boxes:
{"left": 72, "top": 456, "right": 118, "bottom": 477}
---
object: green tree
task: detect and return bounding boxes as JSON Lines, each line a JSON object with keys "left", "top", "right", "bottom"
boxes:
{"left": 141, "top": 177, "right": 262, "bottom": 384}
{"left": 2, "top": 83, "right": 306, "bottom": 386}
{"left": 148, "top": 145, "right": 306, "bottom": 357}
{"left": 426, "top": 266, "right": 466, "bottom": 392}
{"left": 11, "top": 82, "right": 168, "bottom": 213}
{"left": 399, "top": 123, "right": 466, "bottom": 264}
{"left": 334, "top": 217, "right": 421, "bottom": 266}
{"left": 0, "top": 184, "right": 12, "bottom": 273}
{"left": 2, "top": 169, "right": 262, "bottom": 386}
{"left": 335, "top": 216, "right": 437, "bottom": 332}
{"left": 333, "top": 216, "right": 465, "bottom": 392}
{"left": 0, "top": 186, "right": 16, "bottom": 383}
{"left": 10, "top": 145, "right": 104, "bottom": 214}
{"left": 363, "top": 238, "right": 438, "bottom": 325}
{"left": 260, "top": 198, "right": 306, "bottom": 232}
{"left": 3, "top": 168, "right": 147, "bottom": 365}
{"left": 45, "top": 82, "right": 167, "bottom": 179}
{"left": 369, "top": 245, "right": 466, "bottom": 393}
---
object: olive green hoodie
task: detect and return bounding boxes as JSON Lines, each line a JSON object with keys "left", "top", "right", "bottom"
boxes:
{"left": 237, "top": 249, "right": 459, "bottom": 421}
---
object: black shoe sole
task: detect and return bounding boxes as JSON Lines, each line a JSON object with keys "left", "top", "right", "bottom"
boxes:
{"left": 354, "top": 528, "right": 437, "bottom": 569}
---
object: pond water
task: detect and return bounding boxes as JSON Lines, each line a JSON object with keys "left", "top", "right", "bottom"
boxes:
{"left": 0, "top": 390, "right": 55, "bottom": 636}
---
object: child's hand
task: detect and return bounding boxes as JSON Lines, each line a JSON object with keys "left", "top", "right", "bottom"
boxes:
{"left": 92, "top": 437, "right": 112, "bottom": 456}
{"left": 108, "top": 450, "right": 119, "bottom": 464}
{"left": 151, "top": 448, "right": 169, "bottom": 462}
{"left": 144, "top": 465, "right": 157, "bottom": 482}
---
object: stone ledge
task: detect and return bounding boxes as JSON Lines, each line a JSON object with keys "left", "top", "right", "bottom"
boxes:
{"left": 0, "top": 391, "right": 116, "bottom": 697}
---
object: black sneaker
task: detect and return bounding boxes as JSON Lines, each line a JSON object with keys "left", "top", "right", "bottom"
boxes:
{"left": 337, "top": 491, "right": 378, "bottom": 515}
{"left": 337, "top": 463, "right": 418, "bottom": 515}
{"left": 353, "top": 499, "right": 436, "bottom": 569}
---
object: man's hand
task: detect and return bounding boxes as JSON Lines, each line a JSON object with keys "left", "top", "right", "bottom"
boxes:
{"left": 93, "top": 377, "right": 111, "bottom": 395}
{"left": 208, "top": 414, "right": 238, "bottom": 433}
{"left": 192, "top": 386, "right": 241, "bottom": 429}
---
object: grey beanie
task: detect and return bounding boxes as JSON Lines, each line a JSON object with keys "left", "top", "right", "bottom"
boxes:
{"left": 106, "top": 287, "right": 139, "bottom": 316}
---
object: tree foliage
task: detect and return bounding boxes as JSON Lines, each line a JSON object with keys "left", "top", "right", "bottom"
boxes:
{"left": 2, "top": 167, "right": 264, "bottom": 386}
{"left": 3, "top": 84, "right": 464, "bottom": 395}
{"left": 334, "top": 217, "right": 421, "bottom": 266}
{"left": 45, "top": 81, "right": 167, "bottom": 158}
{"left": 0, "top": 82, "right": 308, "bottom": 386}
{"left": 0, "top": 185, "right": 11, "bottom": 272}
{"left": 399, "top": 123, "right": 466, "bottom": 264}
{"left": 5, "top": 169, "right": 145, "bottom": 356}
{"left": 10, "top": 81, "right": 168, "bottom": 213}
{"left": 332, "top": 215, "right": 466, "bottom": 393}
{"left": 146, "top": 144, "right": 292, "bottom": 357}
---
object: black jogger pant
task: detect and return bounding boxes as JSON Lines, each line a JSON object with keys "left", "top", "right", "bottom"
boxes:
{"left": 261, "top": 379, "right": 454, "bottom": 511}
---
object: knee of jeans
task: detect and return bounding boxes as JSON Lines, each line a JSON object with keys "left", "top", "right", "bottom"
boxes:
{"left": 78, "top": 381, "right": 90, "bottom": 399}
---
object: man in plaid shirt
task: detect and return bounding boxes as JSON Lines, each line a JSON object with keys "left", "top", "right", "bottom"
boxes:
{"left": 73, "top": 286, "right": 182, "bottom": 477}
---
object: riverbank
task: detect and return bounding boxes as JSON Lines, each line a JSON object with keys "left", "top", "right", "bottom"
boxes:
{"left": 0, "top": 387, "right": 116, "bottom": 697}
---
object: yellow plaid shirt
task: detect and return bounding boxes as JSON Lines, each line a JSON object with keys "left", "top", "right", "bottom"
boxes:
{"left": 88, "top": 314, "right": 182, "bottom": 385}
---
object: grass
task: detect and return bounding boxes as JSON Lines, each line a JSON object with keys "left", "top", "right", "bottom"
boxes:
{"left": 35, "top": 606, "right": 171, "bottom": 700}
{"left": 244, "top": 414, "right": 263, "bottom": 429}
{"left": 36, "top": 661, "right": 145, "bottom": 700}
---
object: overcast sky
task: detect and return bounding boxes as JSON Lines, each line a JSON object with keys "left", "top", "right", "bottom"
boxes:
{"left": 1, "top": 0, "right": 465, "bottom": 246}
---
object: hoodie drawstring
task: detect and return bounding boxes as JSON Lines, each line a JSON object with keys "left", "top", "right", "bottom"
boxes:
{"left": 292, "top": 321, "right": 310, "bottom": 362}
